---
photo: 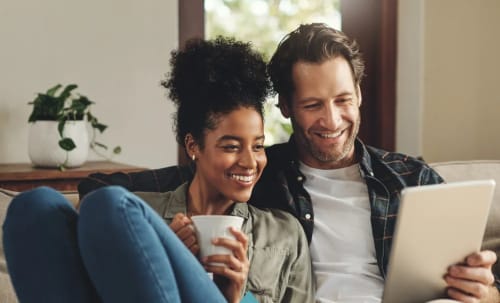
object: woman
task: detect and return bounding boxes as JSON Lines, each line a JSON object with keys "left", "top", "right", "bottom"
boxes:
{"left": 3, "top": 37, "right": 313, "bottom": 303}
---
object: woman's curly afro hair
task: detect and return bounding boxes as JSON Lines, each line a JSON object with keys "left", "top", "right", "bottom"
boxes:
{"left": 162, "top": 36, "right": 272, "bottom": 147}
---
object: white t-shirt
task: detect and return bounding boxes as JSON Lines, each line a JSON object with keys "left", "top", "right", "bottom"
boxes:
{"left": 300, "top": 162, "right": 384, "bottom": 303}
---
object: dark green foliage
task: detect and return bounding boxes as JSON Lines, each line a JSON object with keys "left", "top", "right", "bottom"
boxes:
{"left": 28, "top": 84, "right": 92, "bottom": 123}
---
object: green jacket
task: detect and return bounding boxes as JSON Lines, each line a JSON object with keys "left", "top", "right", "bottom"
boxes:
{"left": 135, "top": 183, "right": 314, "bottom": 303}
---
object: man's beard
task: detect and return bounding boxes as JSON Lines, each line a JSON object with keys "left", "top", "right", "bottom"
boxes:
{"left": 295, "top": 115, "right": 360, "bottom": 166}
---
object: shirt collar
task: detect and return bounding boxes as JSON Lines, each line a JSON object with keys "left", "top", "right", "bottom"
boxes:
{"left": 355, "top": 138, "right": 375, "bottom": 178}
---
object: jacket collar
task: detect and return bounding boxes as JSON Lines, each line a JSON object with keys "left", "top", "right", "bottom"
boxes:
{"left": 162, "top": 182, "right": 250, "bottom": 220}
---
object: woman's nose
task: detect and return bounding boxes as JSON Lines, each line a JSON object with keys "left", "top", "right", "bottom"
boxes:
{"left": 238, "top": 148, "right": 257, "bottom": 169}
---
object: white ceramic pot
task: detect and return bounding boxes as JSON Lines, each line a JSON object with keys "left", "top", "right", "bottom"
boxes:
{"left": 28, "top": 120, "right": 89, "bottom": 168}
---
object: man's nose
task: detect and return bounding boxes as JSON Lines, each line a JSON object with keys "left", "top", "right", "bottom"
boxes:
{"left": 320, "top": 103, "right": 341, "bottom": 129}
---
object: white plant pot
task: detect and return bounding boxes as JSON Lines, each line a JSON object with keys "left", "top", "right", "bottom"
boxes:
{"left": 28, "top": 121, "right": 89, "bottom": 168}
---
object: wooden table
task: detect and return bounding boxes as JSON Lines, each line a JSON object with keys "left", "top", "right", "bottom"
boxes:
{"left": 0, "top": 161, "right": 145, "bottom": 192}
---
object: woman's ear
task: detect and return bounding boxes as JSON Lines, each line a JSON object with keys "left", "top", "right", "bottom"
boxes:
{"left": 278, "top": 95, "right": 291, "bottom": 118}
{"left": 184, "top": 134, "right": 199, "bottom": 161}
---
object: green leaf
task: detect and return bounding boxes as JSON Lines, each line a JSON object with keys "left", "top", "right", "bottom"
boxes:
{"left": 28, "top": 93, "right": 65, "bottom": 121}
{"left": 57, "top": 120, "right": 66, "bottom": 137}
{"left": 93, "top": 122, "right": 107, "bottom": 133}
{"left": 46, "top": 84, "right": 62, "bottom": 97}
{"left": 93, "top": 141, "right": 108, "bottom": 150}
{"left": 71, "top": 96, "right": 93, "bottom": 115}
{"left": 57, "top": 84, "right": 78, "bottom": 102}
{"left": 59, "top": 138, "right": 76, "bottom": 151}
{"left": 113, "top": 146, "right": 122, "bottom": 154}
{"left": 28, "top": 95, "right": 42, "bottom": 122}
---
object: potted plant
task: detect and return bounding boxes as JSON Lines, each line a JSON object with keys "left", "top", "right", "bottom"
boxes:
{"left": 28, "top": 84, "right": 121, "bottom": 170}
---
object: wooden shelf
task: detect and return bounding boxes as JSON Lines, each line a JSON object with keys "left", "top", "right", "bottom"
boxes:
{"left": 0, "top": 161, "right": 145, "bottom": 192}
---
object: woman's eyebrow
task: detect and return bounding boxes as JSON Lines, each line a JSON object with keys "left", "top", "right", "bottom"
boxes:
{"left": 217, "top": 135, "right": 265, "bottom": 142}
{"left": 217, "top": 135, "right": 241, "bottom": 142}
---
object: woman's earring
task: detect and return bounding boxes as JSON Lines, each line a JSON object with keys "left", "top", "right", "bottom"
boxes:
{"left": 191, "top": 154, "right": 196, "bottom": 161}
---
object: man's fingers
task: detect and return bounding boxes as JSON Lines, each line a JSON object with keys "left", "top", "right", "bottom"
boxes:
{"left": 448, "top": 265, "right": 495, "bottom": 286}
{"left": 446, "top": 286, "right": 480, "bottom": 303}
{"left": 466, "top": 250, "right": 497, "bottom": 267}
{"left": 446, "top": 275, "right": 489, "bottom": 298}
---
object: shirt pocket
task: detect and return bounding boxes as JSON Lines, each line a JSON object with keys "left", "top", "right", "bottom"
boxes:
{"left": 246, "top": 247, "right": 291, "bottom": 302}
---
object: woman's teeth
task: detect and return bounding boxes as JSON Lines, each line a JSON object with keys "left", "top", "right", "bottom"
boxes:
{"left": 229, "top": 174, "right": 254, "bottom": 182}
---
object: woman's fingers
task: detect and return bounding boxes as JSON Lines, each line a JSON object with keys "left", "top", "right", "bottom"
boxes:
{"left": 202, "top": 227, "right": 249, "bottom": 281}
{"left": 188, "top": 243, "right": 200, "bottom": 255}
{"left": 169, "top": 213, "right": 199, "bottom": 255}
{"left": 169, "top": 213, "right": 190, "bottom": 232}
{"left": 229, "top": 227, "right": 248, "bottom": 260}
{"left": 203, "top": 254, "right": 248, "bottom": 282}
{"left": 210, "top": 228, "right": 248, "bottom": 259}
{"left": 203, "top": 255, "right": 242, "bottom": 271}
{"left": 176, "top": 224, "right": 196, "bottom": 241}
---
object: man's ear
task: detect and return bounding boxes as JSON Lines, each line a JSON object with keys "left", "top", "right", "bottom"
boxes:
{"left": 356, "top": 84, "right": 362, "bottom": 107}
{"left": 184, "top": 133, "right": 199, "bottom": 159}
{"left": 278, "top": 95, "right": 291, "bottom": 118}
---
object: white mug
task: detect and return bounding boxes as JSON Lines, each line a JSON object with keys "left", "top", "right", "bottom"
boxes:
{"left": 191, "top": 215, "right": 244, "bottom": 266}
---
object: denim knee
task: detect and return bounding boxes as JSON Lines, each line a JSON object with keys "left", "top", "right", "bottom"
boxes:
{"left": 6, "top": 186, "right": 69, "bottom": 215}
{"left": 79, "top": 185, "right": 130, "bottom": 217}
{"left": 78, "top": 186, "right": 143, "bottom": 231}
{"left": 3, "top": 186, "right": 73, "bottom": 230}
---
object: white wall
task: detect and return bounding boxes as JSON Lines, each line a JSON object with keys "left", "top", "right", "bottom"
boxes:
{"left": 398, "top": 0, "right": 500, "bottom": 162}
{"left": 0, "top": 0, "right": 178, "bottom": 168}
{"left": 422, "top": 0, "right": 500, "bottom": 162}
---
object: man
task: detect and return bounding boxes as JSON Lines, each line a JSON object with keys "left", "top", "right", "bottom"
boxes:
{"left": 78, "top": 24, "right": 499, "bottom": 302}
{"left": 250, "top": 23, "right": 499, "bottom": 302}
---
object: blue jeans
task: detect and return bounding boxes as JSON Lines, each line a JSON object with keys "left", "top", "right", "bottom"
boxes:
{"left": 2, "top": 186, "right": 226, "bottom": 303}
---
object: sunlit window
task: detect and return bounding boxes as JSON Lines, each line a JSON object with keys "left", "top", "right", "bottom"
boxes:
{"left": 205, "top": 0, "right": 341, "bottom": 145}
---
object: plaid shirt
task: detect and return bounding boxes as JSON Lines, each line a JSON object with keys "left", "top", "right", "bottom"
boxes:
{"left": 250, "top": 137, "right": 444, "bottom": 277}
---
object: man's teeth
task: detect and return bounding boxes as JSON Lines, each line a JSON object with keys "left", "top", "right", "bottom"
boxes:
{"left": 230, "top": 174, "right": 254, "bottom": 182}
{"left": 319, "top": 131, "right": 342, "bottom": 138}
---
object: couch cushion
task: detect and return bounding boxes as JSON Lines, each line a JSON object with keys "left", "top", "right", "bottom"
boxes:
{"left": 0, "top": 189, "right": 19, "bottom": 303}
{"left": 430, "top": 160, "right": 500, "bottom": 275}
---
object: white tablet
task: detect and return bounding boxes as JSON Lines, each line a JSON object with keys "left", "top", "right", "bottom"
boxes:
{"left": 382, "top": 180, "right": 495, "bottom": 303}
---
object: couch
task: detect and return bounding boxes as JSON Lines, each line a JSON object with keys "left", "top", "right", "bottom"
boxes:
{"left": 0, "top": 160, "right": 499, "bottom": 302}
